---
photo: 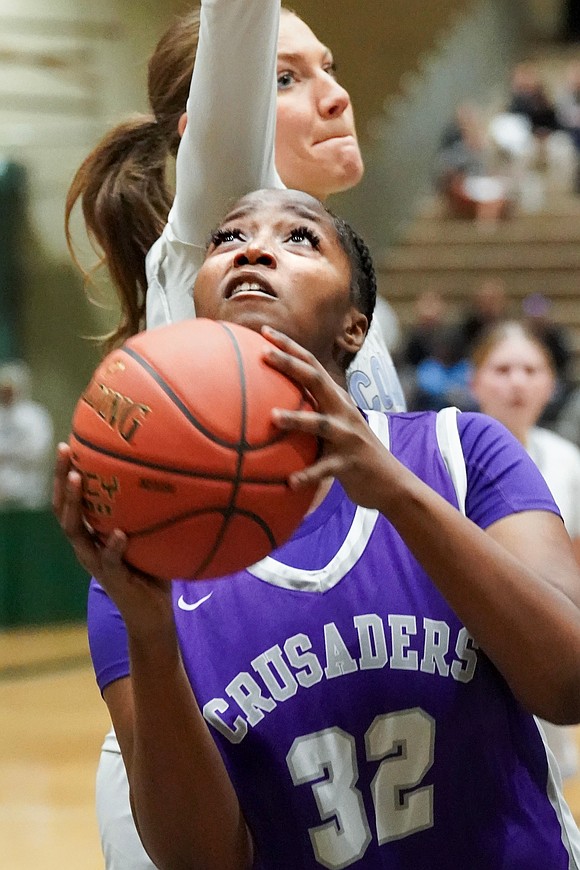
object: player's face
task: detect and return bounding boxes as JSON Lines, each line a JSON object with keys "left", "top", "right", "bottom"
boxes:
{"left": 274, "top": 12, "right": 364, "bottom": 200}
{"left": 471, "top": 335, "right": 555, "bottom": 433}
{"left": 194, "top": 189, "right": 363, "bottom": 370}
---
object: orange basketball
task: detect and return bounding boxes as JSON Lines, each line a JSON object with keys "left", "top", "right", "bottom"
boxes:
{"left": 69, "top": 319, "right": 319, "bottom": 581}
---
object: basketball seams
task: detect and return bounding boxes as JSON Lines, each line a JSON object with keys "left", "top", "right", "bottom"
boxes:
{"left": 70, "top": 430, "right": 293, "bottom": 485}
{"left": 122, "top": 344, "right": 245, "bottom": 450}
{"left": 193, "top": 324, "right": 248, "bottom": 577}
{"left": 124, "top": 337, "right": 309, "bottom": 451}
{"left": 129, "top": 505, "right": 277, "bottom": 548}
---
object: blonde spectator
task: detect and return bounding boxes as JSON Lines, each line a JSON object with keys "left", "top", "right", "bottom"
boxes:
{"left": 471, "top": 320, "right": 580, "bottom": 779}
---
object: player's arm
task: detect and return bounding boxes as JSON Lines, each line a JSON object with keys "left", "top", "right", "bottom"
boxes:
{"left": 171, "top": 0, "right": 282, "bottom": 247}
{"left": 54, "top": 446, "right": 253, "bottom": 870}
{"left": 263, "top": 327, "right": 580, "bottom": 725}
{"left": 103, "top": 642, "right": 253, "bottom": 870}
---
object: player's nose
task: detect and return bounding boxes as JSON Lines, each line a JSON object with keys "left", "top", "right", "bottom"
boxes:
{"left": 233, "top": 242, "right": 277, "bottom": 268}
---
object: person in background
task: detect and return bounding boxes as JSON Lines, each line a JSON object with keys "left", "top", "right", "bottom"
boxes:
{"left": 507, "top": 62, "right": 561, "bottom": 151}
{"left": 397, "top": 289, "right": 451, "bottom": 409}
{"left": 0, "top": 361, "right": 53, "bottom": 510}
{"left": 555, "top": 60, "right": 580, "bottom": 192}
{"left": 399, "top": 289, "right": 449, "bottom": 370}
{"left": 412, "top": 323, "right": 475, "bottom": 412}
{"left": 471, "top": 319, "right": 580, "bottom": 780}
{"left": 522, "top": 292, "right": 572, "bottom": 423}
{"left": 456, "top": 277, "right": 509, "bottom": 358}
{"left": 434, "top": 102, "right": 513, "bottom": 223}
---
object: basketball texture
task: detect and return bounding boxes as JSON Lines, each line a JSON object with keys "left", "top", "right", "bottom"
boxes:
{"left": 69, "top": 319, "right": 319, "bottom": 581}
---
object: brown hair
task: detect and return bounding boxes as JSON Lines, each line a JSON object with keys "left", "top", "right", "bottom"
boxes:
{"left": 471, "top": 320, "right": 556, "bottom": 373}
{"left": 65, "top": 9, "right": 201, "bottom": 351}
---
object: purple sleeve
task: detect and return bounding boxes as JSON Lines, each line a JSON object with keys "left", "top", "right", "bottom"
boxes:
{"left": 458, "top": 412, "right": 561, "bottom": 528}
{"left": 87, "top": 578, "right": 130, "bottom": 694}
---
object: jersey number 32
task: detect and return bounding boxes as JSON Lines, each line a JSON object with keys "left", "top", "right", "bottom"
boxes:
{"left": 286, "top": 707, "right": 435, "bottom": 869}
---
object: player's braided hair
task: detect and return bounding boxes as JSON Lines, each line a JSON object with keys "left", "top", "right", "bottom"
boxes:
{"left": 327, "top": 211, "right": 376, "bottom": 329}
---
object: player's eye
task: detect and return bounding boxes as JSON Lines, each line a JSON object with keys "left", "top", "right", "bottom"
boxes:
{"left": 288, "top": 226, "right": 321, "bottom": 249}
{"left": 323, "top": 61, "right": 338, "bottom": 80}
{"left": 277, "top": 70, "right": 296, "bottom": 91}
{"left": 208, "top": 227, "right": 245, "bottom": 249}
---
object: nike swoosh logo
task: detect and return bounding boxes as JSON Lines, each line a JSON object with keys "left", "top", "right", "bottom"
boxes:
{"left": 177, "top": 591, "right": 214, "bottom": 612}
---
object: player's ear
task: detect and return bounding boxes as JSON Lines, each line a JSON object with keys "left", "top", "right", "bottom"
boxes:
{"left": 178, "top": 112, "right": 188, "bottom": 138}
{"left": 336, "top": 307, "right": 368, "bottom": 357}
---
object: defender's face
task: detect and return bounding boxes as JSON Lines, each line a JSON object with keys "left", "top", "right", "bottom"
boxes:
{"left": 194, "top": 189, "right": 353, "bottom": 368}
{"left": 274, "top": 13, "right": 364, "bottom": 200}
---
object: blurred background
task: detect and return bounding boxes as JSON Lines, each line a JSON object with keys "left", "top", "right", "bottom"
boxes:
{"left": 2, "top": 0, "right": 580, "bottom": 866}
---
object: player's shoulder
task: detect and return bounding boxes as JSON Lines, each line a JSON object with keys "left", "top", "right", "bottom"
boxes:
{"left": 455, "top": 409, "right": 522, "bottom": 446}
{"left": 387, "top": 409, "right": 527, "bottom": 472}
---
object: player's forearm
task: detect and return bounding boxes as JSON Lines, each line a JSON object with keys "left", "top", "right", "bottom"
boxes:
{"left": 172, "top": 0, "right": 281, "bottom": 244}
{"left": 127, "top": 631, "right": 253, "bottom": 870}
{"left": 374, "top": 455, "right": 580, "bottom": 723}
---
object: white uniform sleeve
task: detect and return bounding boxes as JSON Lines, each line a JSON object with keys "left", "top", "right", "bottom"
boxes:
{"left": 146, "top": 0, "right": 282, "bottom": 330}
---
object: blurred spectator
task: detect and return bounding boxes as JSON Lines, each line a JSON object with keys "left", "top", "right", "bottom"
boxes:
{"left": 555, "top": 60, "right": 580, "bottom": 191}
{"left": 400, "top": 289, "right": 449, "bottom": 369}
{"left": 397, "top": 289, "right": 450, "bottom": 409}
{"left": 507, "top": 61, "right": 560, "bottom": 140}
{"left": 506, "top": 62, "right": 565, "bottom": 180}
{"left": 456, "top": 278, "right": 509, "bottom": 357}
{"left": 0, "top": 361, "right": 54, "bottom": 509}
{"left": 562, "top": 0, "right": 580, "bottom": 41}
{"left": 411, "top": 323, "right": 476, "bottom": 411}
{"left": 434, "top": 102, "right": 513, "bottom": 223}
{"left": 522, "top": 292, "right": 572, "bottom": 421}
{"left": 470, "top": 319, "right": 580, "bottom": 779}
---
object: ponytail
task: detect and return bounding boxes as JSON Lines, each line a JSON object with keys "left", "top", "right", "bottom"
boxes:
{"left": 65, "top": 8, "right": 201, "bottom": 354}
{"left": 65, "top": 114, "right": 172, "bottom": 351}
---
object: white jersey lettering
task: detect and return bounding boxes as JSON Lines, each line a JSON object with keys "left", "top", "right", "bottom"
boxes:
{"left": 388, "top": 615, "right": 419, "bottom": 671}
{"left": 324, "top": 622, "right": 358, "bottom": 678}
{"left": 354, "top": 614, "right": 388, "bottom": 670}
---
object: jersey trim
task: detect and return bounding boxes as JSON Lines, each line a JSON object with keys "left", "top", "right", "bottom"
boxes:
{"left": 246, "top": 412, "right": 390, "bottom": 592}
{"left": 436, "top": 407, "right": 467, "bottom": 515}
{"left": 535, "top": 718, "right": 580, "bottom": 866}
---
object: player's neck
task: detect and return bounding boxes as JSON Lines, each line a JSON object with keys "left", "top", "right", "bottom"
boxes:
{"left": 306, "top": 478, "right": 333, "bottom": 514}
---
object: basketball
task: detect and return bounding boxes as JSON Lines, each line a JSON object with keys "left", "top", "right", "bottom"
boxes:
{"left": 69, "top": 319, "right": 319, "bottom": 581}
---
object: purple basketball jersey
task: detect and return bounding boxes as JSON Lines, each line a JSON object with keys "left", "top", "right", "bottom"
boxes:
{"left": 89, "top": 411, "right": 579, "bottom": 868}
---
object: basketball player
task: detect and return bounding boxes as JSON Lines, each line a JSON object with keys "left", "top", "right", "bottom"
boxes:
{"left": 67, "top": 4, "right": 405, "bottom": 865}
{"left": 55, "top": 188, "right": 580, "bottom": 869}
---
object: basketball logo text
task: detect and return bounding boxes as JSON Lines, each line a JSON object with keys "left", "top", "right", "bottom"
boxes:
{"left": 82, "top": 379, "right": 151, "bottom": 444}
{"left": 79, "top": 470, "right": 120, "bottom": 518}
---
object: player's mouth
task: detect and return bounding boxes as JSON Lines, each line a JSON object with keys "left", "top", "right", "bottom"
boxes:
{"left": 225, "top": 276, "right": 277, "bottom": 300}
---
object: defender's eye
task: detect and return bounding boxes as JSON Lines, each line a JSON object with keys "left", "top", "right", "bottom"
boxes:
{"left": 277, "top": 71, "right": 296, "bottom": 90}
